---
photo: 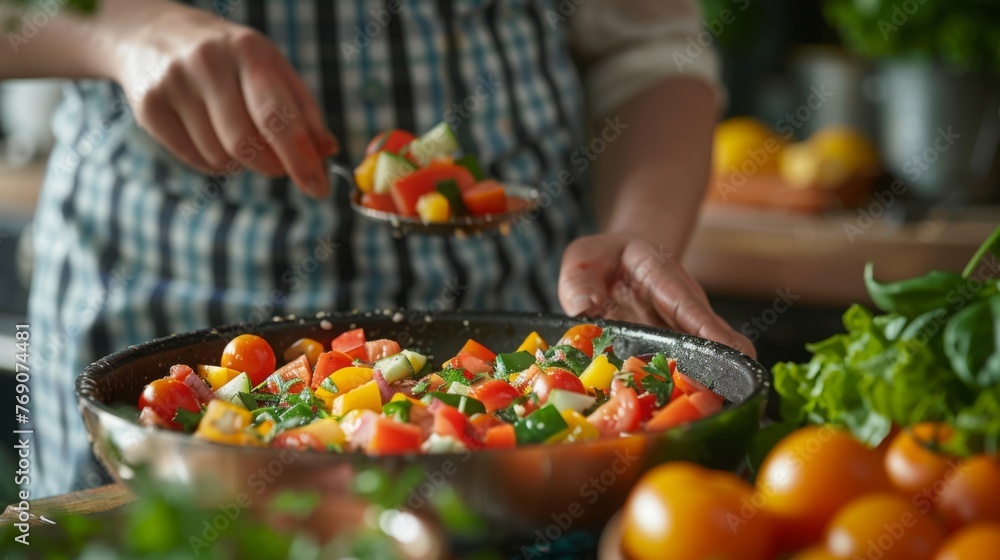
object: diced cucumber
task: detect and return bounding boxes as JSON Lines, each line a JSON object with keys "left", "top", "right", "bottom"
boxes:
{"left": 214, "top": 372, "right": 251, "bottom": 407}
{"left": 400, "top": 350, "right": 427, "bottom": 375}
{"left": 547, "top": 389, "right": 596, "bottom": 414}
{"left": 373, "top": 152, "right": 417, "bottom": 194}
{"left": 405, "top": 121, "right": 460, "bottom": 166}
{"left": 446, "top": 382, "right": 471, "bottom": 396}
{"left": 424, "top": 391, "right": 486, "bottom": 416}
{"left": 374, "top": 353, "right": 415, "bottom": 384}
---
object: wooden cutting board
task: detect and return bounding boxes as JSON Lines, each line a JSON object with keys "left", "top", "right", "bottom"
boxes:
{"left": 0, "top": 484, "right": 132, "bottom": 526}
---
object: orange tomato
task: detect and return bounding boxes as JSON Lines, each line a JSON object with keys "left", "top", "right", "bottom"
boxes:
{"left": 933, "top": 523, "right": 1000, "bottom": 560}
{"left": 756, "top": 426, "right": 889, "bottom": 552}
{"left": 283, "top": 337, "right": 324, "bottom": 368}
{"left": 937, "top": 455, "right": 1000, "bottom": 531}
{"left": 884, "top": 423, "right": 957, "bottom": 496}
{"left": 620, "top": 462, "right": 773, "bottom": 560}
{"left": 556, "top": 323, "right": 603, "bottom": 357}
{"left": 458, "top": 338, "right": 497, "bottom": 363}
{"left": 825, "top": 493, "right": 943, "bottom": 560}
{"left": 221, "top": 334, "right": 276, "bottom": 386}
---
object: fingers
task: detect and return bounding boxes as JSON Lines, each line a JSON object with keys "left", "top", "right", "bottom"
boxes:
{"left": 139, "top": 105, "right": 216, "bottom": 174}
{"left": 558, "top": 236, "right": 622, "bottom": 317}
{"left": 281, "top": 62, "right": 339, "bottom": 157}
{"left": 622, "top": 243, "right": 757, "bottom": 357}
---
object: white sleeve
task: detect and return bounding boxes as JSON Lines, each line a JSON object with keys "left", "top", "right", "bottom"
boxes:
{"left": 568, "top": 0, "right": 725, "bottom": 120}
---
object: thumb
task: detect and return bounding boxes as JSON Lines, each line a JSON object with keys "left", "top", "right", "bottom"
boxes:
{"left": 558, "top": 236, "right": 622, "bottom": 317}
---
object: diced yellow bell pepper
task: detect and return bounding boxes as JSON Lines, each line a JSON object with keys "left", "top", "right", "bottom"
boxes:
{"left": 315, "top": 366, "right": 375, "bottom": 412}
{"left": 516, "top": 331, "right": 549, "bottom": 355}
{"left": 354, "top": 153, "right": 378, "bottom": 193}
{"left": 548, "top": 409, "right": 599, "bottom": 444}
{"left": 293, "top": 418, "right": 346, "bottom": 447}
{"left": 197, "top": 365, "right": 242, "bottom": 391}
{"left": 331, "top": 380, "right": 383, "bottom": 416}
{"left": 390, "top": 392, "right": 426, "bottom": 409}
{"left": 416, "top": 192, "right": 450, "bottom": 223}
{"left": 195, "top": 400, "right": 253, "bottom": 446}
{"left": 578, "top": 354, "right": 617, "bottom": 393}
{"left": 508, "top": 373, "right": 519, "bottom": 383}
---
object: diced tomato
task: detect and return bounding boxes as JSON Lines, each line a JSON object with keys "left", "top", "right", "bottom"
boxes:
{"left": 360, "top": 192, "right": 398, "bottom": 213}
{"left": 645, "top": 394, "right": 705, "bottom": 432}
{"left": 391, "top": 162, "right": 476, "bottom": 216}
{"left": 482, "top": 424, "right": 516, "bottom": 450}
{"left": 365, "top": 129, "right": 416, "bottom": 156}
{"left": 461, "top": 181, "right": 507, "bottom": 215}
{"left": 468, "top": 379, "right": 521, "bottom": 413}
{"left": 271, "top": 431, "right": 325, "bottom": 451}
{"left": 673, "top": 369, "right": 724, "bottom": 407}
{"left": 169, "top": 364, "right": 195, "bottom": 383}
{"left": 310, "top": 350, "right": 355, "bottom": 390}
{"left": 365, "top": 339, "right": 402, "bottom": 362}
{"left": 433, "top": 403, "right": 480, "bottom": 449}
{"left": 532, "top": 368, "right": 586, "bottom": 404}
{"left": 446, "top": 353, "right": 494, "bottom": 376}
{"left": 637, "top": 393, "right": 658, "bottom": 422}
{"left": 586, "top": 379, "right": 640, "bottom": 436}
{"left": 265, "top": 354, "right": 312, "bottom": 394}
{"left": 557, "top": 324, "right": 604, "bottom": 358}
{"left": 331, "top": 328, "right": 367, "bottom": 361}
{"left": 138, "top": 378, "right": 203, "bottom": 430}
{"left": 366, "top": 417, "right": 423, "bottom": 455}
{"left": 459, "top": 339, "right": 496, "bottom": 363}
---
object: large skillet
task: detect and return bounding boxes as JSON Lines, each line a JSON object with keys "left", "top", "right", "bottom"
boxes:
{"left": 76, "top": 311, "right": 769, "bottom": 537}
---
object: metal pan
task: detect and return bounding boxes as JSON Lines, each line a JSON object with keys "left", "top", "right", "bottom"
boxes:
{"left": 76, "top": 311, "right": 769, "bottom": 539}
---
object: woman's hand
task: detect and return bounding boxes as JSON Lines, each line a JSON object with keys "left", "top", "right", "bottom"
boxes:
{"left": 110, "top": 2, "right": 336, "bottom": 196}
{"left": 558, "top": 233, "right": 756, "bottom": 357}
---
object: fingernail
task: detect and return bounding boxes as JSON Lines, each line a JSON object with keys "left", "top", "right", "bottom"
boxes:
{"left": 567, "top": 294, "right": 599, "bottom": 317}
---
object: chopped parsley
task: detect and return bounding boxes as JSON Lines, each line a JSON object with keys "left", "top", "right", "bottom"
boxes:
{"left": 320, "top": 377, "right": 339, "bottom": 395}
{"left": 173, "top": 407, "right": 205, "bottom": 433}
{"left": 591, "top": 328, "right": 616, "bottom": 357}
{"left": 411, "top": 378, "right": 431, "bottom": 396}
{"left": 439, "top": 367, "right": 483, "bottom": 386}
{"left": 643, "top": 374, "right": 674, "bottom": 407}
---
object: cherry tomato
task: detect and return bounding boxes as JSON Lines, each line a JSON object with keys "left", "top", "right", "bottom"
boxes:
{"left": 825, "top": 493, "right": 943, "bottom": 560}
{"left": 138, "top": 378, "right": 201, "bottom": 431}
{"left": 556, "top": 323, "right": 603, "bottom": 358}
{"left": 270, "top": 431, "right": 325, "bottom": 452}
{"left": 468, "top": 379, "right": 521, "bottom": 413}
{"left": 621, "top": 462, "right": 773, "bottom": 560}
{"left": 934, "top": 523, "right": 1000, "bottom": 560}
{"left": 458, "top": 338, "right": 496, "bottom": 363}
{"left": 364, "top": 339, "right": 401, "bottom": 362}
{"left": 756, "top": 426, "right": 889, "bottom": 552}
{"left": 532, "top": 368, "right": 585, "bottom": 404}
{"left": 365, "top": 129, "right": 416, "bottom": 156}
{"left": 221, "top": 334, "right": 277, "bottom": 387}
{"left": 937, "top": 455, "right": 1000, "bottom": 531}
{"left": 330, "top": 328, "right": 367, "bottom": 361}
{"left": 884, "top": 423, "right": 957, "bottom": 496}
{"left": 282, "top": 338, "right": 324, "bottom": 368}
{"left": 586, "top": 379, "right": 639, "bottom": 436}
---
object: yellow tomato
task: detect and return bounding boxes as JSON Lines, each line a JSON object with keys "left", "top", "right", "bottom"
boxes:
{"left": 825, "top": 493, "right": 943, "bottom": 560}
{"left": 934, "top": 523, "right": 1000, "bottom": 560}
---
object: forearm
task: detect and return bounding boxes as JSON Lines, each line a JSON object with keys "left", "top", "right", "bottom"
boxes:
{"left": 0, "top": 0, "right": 175, "bottom": 81}
{"left": 591, "top": 78, "right": 718, "bottom": 256}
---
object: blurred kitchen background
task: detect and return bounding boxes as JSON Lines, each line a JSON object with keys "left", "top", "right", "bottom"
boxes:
{"left": 0, "top": 0, "right": 998, "bottom": 436}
